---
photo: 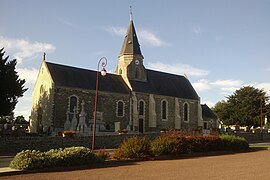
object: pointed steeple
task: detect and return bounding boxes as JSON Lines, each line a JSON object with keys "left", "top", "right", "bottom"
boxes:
{"left": 120, "top": 14, "right": 143, "bottom": 58}
{"left": 116, "top": 9, "right": 147, "bottom": 85}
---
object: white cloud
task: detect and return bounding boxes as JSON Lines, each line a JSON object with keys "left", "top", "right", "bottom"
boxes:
{"left": 105, "top": 26, "right": 168, "bottom": 47}
{"left": 254, "top": 83, "right": 270, "bottom": 95}
{"left": 212, "top": 79, "right": 243, "bottom": 87}
{"left": 220, "top": 87, "right": 239, "bottom": 93}
{"left": 210, "top": 79, "right": 243, "bottom": 95}
{"left": 147, "top": 62, "right": 209, "bottom": 77}
{"left": 105, "top": 26, "right": 126, "bottom": 37}
{"left": 265, "top": 67, "right": 270, "bottom": 71}
{"left": 138, "top": 29, "right": 169, "bottom": 47}
{"left": 201, "top": 99, "right": 216, "bottom": 108}
{"left": 14, "top": 95, "right": 33, "bottom": 118}
{"left": 193, "top": 79, "right": 211, "bottom": 92}
{"left": 14, "top": 108, "right": 31, "bottom": 119}
{"left": 17, "top": 68, "right": 39, "bottom": 85}
{"left": 0, "top": 36, "right": 55, "bottom": 64}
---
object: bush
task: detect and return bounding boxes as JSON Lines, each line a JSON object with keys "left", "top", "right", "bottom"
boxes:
{"left": 114, "top": 136, "right": 152, "bottom": 160}
{"left": 95, "top": 149, "right": 110, "bottom": 161}
{"left": 9, "top": 150, "right": 46, "bottom": 170}
{"left": 151, "top": 132, "right": 248, "bottom": 156}
{"left": 10, "top": 147, "right": 100, "bottom": 170}
{"left": 185, "top": 135, "right": 221, "bottom": 153}
{"left": 151, "top": 135, "right": 178, "bottom": 156}
{"left": 220, "top": 134, "right": 249, "bottom": 151}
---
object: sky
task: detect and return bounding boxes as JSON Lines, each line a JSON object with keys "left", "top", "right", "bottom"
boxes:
{"left": 1, "top": 0, "right": 270, "bottom": 119}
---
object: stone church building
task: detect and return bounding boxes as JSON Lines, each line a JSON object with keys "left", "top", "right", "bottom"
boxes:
{"left": 30, "top": 15, "right": 217, "bottom": 135}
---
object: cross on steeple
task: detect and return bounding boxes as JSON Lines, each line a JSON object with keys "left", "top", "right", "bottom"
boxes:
{"left": 43, "top": 52, "right": 46, "bottom": 61}
{"left": 130, "top": 6, "right": 133, "bottom": 21}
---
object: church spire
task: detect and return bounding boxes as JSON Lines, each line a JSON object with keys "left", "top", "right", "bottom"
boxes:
{"left": 119, "top": 10, "right": 143, "bottom": 58}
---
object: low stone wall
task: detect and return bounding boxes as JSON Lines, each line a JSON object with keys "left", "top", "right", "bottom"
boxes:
{"left": 1, "top": 132, "right": 269, "bottom": 155}
{"left": 234, "top": 132, "right": 270, "bottom": 143}
{"left": 0, "top": 133, "right": 160, "bottom": 154}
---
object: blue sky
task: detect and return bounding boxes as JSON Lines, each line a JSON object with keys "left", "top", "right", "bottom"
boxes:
{"left": 1, "top": 0, "right": 270, "bottom": 119}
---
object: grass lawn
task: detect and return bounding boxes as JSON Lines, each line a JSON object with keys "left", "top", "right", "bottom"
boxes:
{"left": 249, "top": 143, "right": 270, "bottom": 150}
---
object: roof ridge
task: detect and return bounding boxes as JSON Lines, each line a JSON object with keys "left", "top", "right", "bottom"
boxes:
{"left": 146, "top": 68, "right": 185, "bottom": 78}
{"left": 46, "top": 61, "right": 120, "bottom": 77}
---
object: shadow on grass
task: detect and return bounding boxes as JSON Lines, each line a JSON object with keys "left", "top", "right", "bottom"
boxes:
{"left": 1, "top": 148, "right": 267, "bottom": 177}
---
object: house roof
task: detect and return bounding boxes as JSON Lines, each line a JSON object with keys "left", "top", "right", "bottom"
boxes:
{"left": 120, "top": 20, "right": 143, "bottom": 57}
{"left": 129, "top": 69, "right": 199, "bottom": 100}
{"left": 46, "top": 61, "right": 131, "bottom": 94}
{"left": 201, "top": 104, "right": 217, "bottom": 119}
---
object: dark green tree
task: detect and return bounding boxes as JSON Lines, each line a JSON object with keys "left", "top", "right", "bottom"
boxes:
{"left": 212, "top": 100, "right": 235, "bottom": 126}
{"left": 213, "top": 86, "right": 268, "bottom": 128}
{"left": 227, "top": 86, "right": 268, "bottom": 128}
{"left": 0, "top": 48, "right": 27, "bottom": 116}
{"left": 14, "top": 115, "right": 28, "bottom": 124}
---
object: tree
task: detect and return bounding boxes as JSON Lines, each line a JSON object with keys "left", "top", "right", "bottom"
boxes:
{"left": 212, "top": 100, "right": 234, "bottom": 126}
{"left": 14, "top": 115, "right": 28, "bottom": 124}
{"left": 213, "top": 86, "right": 269, "bottom": 128}
{"left": 0, "top": 48, "right": 27, "bottom": 116}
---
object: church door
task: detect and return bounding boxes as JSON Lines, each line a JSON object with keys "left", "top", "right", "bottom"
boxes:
{"left": 139, "top": 119, "right": 144, "bottom": 133}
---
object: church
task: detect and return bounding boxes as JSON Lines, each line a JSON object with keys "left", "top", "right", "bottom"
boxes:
{"left": 29, "top": 14, "right": 217, "bottom": 135}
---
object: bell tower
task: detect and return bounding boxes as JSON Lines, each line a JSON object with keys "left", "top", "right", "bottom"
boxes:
{"left": 116, "top": 10, "right": 147, "bottom": 85}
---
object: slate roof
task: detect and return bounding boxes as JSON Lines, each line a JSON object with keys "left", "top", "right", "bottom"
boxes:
{"left": 120, "top": 20, "right": 143, "bottom": 57}
{"left": 201, "top": 104, "right": 217, "bottom": 119}
{"left": 46, "top": 61, "right": 131, "bottom": 94}
{"left": 129, "top": 69, "right": 199, "bottom": 100}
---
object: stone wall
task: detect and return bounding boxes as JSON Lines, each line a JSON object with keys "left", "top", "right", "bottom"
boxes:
{"left": 234, "top": 132, "right": 270, "bottom": 143}
{"left": 0, "top": 133, "right": 159, "bottom": 154}
{"left": 134, "top": 93, "right": 200, "bottom": 132}
{"left": 52, "top": 87, "right": 131, "bottom": 132}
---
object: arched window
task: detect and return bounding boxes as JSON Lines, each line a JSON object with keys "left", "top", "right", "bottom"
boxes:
{"left": 135, "top": 67, "right": 140, "bottom": 79}
{"left": 117, "top": 101, "right": 124, "bottom": 117}
{"left": 183, "top": 103, "right": 189, "bottom": 122}
{"left": 139, "top": 100, "right": 145, "bottom": 115}
{"left": 69, "top": 95, "right": 78, "bottom": 113}
{"left": 161, "top": 100, "right": 168, "bottom": 120}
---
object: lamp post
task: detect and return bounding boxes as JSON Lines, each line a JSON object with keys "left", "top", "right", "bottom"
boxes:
{"left": 92, "top": 57, "right": 107, "bottom": 151}
{"left": 260, "top": 95, "right": 263, "bottom": 133}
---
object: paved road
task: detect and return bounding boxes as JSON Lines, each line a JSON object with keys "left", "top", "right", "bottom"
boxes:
{"left": 1, "top": 150, "right": 270, "bottom": 180}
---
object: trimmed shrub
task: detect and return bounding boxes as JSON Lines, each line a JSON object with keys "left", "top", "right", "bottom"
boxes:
{"left": 114, "top": 136, "right": 152, "bottom": 159}
{"left": 220, "top": 134, "right": 249, "bottom": 151}
{"left": 185, "top": 135, "right": 221, "bottom": 153}
{"left": 9, "top": 146, "right": 100, "bottom": 170}
{"left": 151, "top": 131, "right": 248, "bottom": 156}
{"left": 151, "top": 135, "right": 178, "bottom": 156}
{"left": 9, "top": 150, "right": 46, "bottom": 170}
{"left": 152, "top": 132, "right": 221, "bottom": 156}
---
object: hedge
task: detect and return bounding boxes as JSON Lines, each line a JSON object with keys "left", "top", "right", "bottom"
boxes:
{"left": 10, "top": 146, "right": 100, "bottom": 170}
